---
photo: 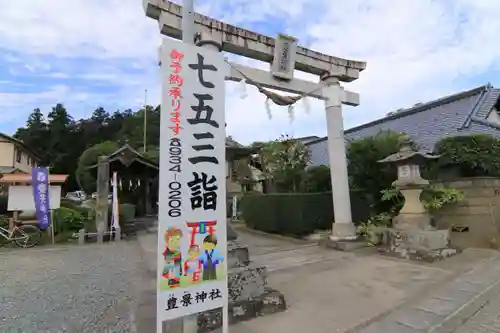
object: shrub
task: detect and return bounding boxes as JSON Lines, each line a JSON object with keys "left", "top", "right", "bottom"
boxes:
{"left": 0, "top": 196, "right": 8, "bottom": 215}
{"left": 302, "top": 165, "right": 331, "bottom": 192}
{"left": 53, "top": 207, "right": 85, "bottom": 234}
{"left": 240, "top": 191, "right": 370, "bottom": 236}
{"left": 119, "top": 203, "right": 136, "bottom": 222}
{"left": 61, "top": 199, "right": 94, "bottom": 220}
{"left": 106, "top": 203, "right": 136, "bottom": 229}
{"left": 434, "top": 134, "right": 500, "bottom": 177}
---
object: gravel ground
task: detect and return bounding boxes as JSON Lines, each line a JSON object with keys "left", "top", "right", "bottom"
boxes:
{"left": 0, "top": 242, "right": 149, "bottom": 333}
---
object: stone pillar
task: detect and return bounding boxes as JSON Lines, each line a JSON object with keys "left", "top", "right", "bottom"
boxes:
{"left": 96, "top": 156, "right": 110, "bottom": 244}
{"left": 321, "top": 76, "right": 357, "bottom": 241}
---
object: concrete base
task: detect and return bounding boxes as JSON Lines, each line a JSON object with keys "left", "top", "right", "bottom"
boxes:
{"left": 321, "top": 237, "right": 368, "bottom": 251}
{"left": 197, "top": 288, "right": 286, "bottom": 332}
{"left": 380, "top": 228, "right": 460, "bottom": 262}
{"left": 330, "top": 222, "right": 358, "bottom": 241}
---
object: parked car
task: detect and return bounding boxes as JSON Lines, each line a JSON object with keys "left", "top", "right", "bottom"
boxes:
{"left": 91, "top": 192, "right": 112, "bottom": 200}
{"left": 65, "top": 191, "right": 87, "bottom": 202}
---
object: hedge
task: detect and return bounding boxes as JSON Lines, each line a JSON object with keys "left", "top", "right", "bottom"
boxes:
{"left": 0, "top": 196, "right": 7, "bottom": 215}
{"left": 240, "top": 191, "right": 370, "bottom": 236}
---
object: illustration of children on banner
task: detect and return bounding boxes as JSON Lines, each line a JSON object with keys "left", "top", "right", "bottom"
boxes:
{"left": 184, "top": 245, "right": 202, "bottom": 282}
{"left": 199, "top": 234, "right": 224, "bottom": 281}
{"left": 160, "top": 220, "right": 225, "bottom": 291}
{"left": 162, "top": 227, "right": 183, "bottom": 288}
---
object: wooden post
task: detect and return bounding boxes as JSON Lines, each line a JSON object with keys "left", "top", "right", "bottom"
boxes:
{"left": 96, "top": 156, "right": 110, "bottom": 244}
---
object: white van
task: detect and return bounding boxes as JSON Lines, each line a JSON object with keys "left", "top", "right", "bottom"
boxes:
{"left": 65, "top": 190, "right": 87, "bottom": 202}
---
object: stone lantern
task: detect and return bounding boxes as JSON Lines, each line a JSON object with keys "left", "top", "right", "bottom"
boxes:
{"left": 378, "top": 135, "right": 457, "bottom": 261}
{"left": 378, "top": 135, "right": 439, "bottom": 230}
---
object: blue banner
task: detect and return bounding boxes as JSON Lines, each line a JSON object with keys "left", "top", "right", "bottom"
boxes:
{"left": 32, "top": 167, "right": 50, "bottom": 230}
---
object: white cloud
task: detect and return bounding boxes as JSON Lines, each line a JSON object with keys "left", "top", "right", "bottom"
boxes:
{"left": 1, "top": 0, "right": 500, "bottom": 143}
{"left": 0, "top": 85, "right": 71, "bottom": 125}
{"left": 0, "top": 0, "right": 159, "bottom": 60}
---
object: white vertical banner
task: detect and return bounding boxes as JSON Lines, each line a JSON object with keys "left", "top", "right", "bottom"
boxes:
{"left": 157, "top": 38, "right": 229, "bottom": 328}
{"left": 111, "top": 172, "right": 120, "bottom": 230}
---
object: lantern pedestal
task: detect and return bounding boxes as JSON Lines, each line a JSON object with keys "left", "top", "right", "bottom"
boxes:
{"left": 380, "top": 186, "right": 459, "bottom": 262}
{"left": 393, "top": 187, "right": 432, "bottom": 230}
{"left": 380, "top": 228, "right": 459, "bottom": 262}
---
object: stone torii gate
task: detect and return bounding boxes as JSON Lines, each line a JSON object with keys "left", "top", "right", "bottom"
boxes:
{"left": 143, "top": 0, "right": 367, "bottom": 241}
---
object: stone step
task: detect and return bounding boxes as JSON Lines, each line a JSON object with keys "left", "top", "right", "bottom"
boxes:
{"left": 228, "top": 263, "right": 267, "bottom": 302}
{"left": 197, "top": 288, "right": 286, "bottom": 333}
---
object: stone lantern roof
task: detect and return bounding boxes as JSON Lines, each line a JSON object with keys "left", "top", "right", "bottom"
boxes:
{"left": 378, "top": 135, "right": 440, "bottom": 165}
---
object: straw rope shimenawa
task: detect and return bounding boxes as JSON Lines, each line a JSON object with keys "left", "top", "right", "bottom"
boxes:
{"left": 225, "top": 59, "right": 323, "bottom": 122}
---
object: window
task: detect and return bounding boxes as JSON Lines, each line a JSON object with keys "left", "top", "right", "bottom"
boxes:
{"left": 16, "top": 149, "right": 21, "bottom": 163}
{"left": 27, "top": 157, "right": 31, "bottom": 166}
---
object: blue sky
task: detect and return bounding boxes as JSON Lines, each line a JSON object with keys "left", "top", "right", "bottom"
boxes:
{"left": 1, "top": 0, "right": 500, "bottom": 144}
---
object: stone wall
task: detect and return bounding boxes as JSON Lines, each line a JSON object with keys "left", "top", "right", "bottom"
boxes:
{"left": 434, "top": 177, "right": 500, "bottom": 248}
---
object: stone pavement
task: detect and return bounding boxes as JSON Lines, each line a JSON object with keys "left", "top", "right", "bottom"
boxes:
{"left": 137, "top": 227, "right": 500, "bottom": 333}
{"left": 451, "top": 289, "right": 500, "bottom": 333}
{"left": 355, "top": 254, "right": 500, "bottom": 333}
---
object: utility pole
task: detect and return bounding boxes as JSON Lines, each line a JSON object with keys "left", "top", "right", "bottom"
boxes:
{"left": 143, "top": 89, "right": 148, "bottom": 153}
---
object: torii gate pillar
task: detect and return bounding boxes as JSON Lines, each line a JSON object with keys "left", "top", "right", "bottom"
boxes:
{"left": 322, "top": 76, "right": 357, "bottom": 240}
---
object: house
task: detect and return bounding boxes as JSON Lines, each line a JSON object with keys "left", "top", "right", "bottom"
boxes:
{"left": 0, "top": 133, "right": 41, "bottom": 174}
{"left": 307, "top": 83, "right": 500, "bottom": 166}
{"left": 225, "top": 136, "right": 265, "bottom": 195}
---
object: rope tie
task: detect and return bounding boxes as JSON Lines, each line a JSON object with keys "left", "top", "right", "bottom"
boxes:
{"left": 225, "top": 59, "right": 321, "bottom": 122}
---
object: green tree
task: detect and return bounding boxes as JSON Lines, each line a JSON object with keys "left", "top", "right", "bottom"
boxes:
{"left": 118, "top": 105, "right": 160, "bottom": 150}
{"left": 142, "top": 146, "right": 159, "bottom": 163}
{"left": 76, "top": 141, "right": 119, "bottom": 193}
{"left": 13, "top": 103, "right": 161, "bottom": 193}
{"left": 346, "top": 130, "right": 407, "bottom": 212}
{"left": 302, "top": 165, "right": 331, "bottom": 192}
{"left": 14, "top": 108, "right": 49, "bottom": 160}
{"left": 46, "top": 103, "right": 74, "bottom": 169}
{"left": 262, "top": 134, "right": 310, "bottom": 192}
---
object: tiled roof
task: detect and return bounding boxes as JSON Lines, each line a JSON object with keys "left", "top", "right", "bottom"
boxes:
{"left": 295, "top": 135, "right": 320, "bottom": 144}
{"left": 0, "top": 167, "right": 17, "bottom": 174}
{"left": 306, "top": 84, "right": 500, "bottom": 166}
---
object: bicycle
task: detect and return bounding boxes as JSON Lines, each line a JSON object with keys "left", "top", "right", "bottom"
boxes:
{"left": 0, "top": 219, "right": 42, "bottom": 248}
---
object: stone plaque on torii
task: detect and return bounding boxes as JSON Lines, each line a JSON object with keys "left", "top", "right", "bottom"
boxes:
{"left": 143, "top": 0, "right": 366, "bottom": 244}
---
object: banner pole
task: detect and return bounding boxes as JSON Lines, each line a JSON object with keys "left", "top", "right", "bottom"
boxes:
{"left": 50, "top": 210, "right": 55, "bottom": 245}
{"left": 47, "top": 167, "right": 55, "bottom": 245}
